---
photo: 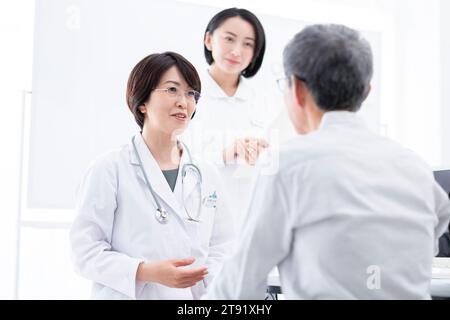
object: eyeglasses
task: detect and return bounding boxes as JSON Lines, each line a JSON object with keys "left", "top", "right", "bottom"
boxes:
{"left": 276, "top": 77, "right": 290, "bottom": 93}
{"left": 154, "top": 87, "right": 201, "bottom": 104}
{"left": 276, "top": 75, "right": 307, "bottom": 93}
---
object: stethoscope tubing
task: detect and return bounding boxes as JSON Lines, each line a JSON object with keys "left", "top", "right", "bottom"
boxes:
{"left": 132, "top": 135, "right": 202, "bottom": 223}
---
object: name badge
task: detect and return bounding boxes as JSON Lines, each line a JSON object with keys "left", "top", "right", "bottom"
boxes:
{"left": 202, "top": 191, "right": 218, "bottom": 209}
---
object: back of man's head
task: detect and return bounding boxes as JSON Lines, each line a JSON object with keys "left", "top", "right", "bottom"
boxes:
{"left": 283, "top": 24, "right": 373, "bottom": 112}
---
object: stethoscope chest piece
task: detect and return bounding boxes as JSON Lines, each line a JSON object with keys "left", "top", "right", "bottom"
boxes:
{"left": 155, "top": 208, "right": 169, "bottom": 224}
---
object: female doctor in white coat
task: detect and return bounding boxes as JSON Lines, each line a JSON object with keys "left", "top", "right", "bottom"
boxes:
{"left": 70, "top": 52, "right": 234, "bottom": 300}
{"left": 183, "top": 8, "right": 279, "bottom": 232}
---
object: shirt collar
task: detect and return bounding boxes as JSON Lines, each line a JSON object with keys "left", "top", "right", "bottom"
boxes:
{"left": 318, "top": 111, "right": 366, "bottom": 130}
{"left": 202, "top": 69, "right": 253, "bottom": 101}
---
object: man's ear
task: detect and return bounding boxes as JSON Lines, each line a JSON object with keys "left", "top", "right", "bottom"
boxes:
{"left": 363, "top": 84, "right": 372, "bottom": 101}
{"left": 204, "top": 32, "right": 212, "bottom": 51}
{"left": 293, "top": 76, "right": 307, "bottom": 110}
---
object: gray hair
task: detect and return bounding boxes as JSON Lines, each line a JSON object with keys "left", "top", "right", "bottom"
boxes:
{"left": 283, "top": 24, "right": 373, "bottom": 112}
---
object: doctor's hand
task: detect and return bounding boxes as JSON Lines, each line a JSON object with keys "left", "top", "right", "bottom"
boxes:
{"left": 244, "top": 138, "right": 269, "bottom": 166}
{"left": 223, "top": 139, "right": 246, "bottom": 165}
{"left": 223, "top": 138, "right": 269, "bottom": 166}
{"left": 136, "top": 258, "right": 208, "bottom": 288}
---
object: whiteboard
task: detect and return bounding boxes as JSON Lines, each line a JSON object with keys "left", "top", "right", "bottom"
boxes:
{"left": 29, "top": 0, "right": 381, "bottom": 209}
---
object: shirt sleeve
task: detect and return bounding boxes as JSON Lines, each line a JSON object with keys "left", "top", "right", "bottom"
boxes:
{"left": 69, "top": 158, "right": 143, "bottom": 299}
{"left": 204, "top": 169, "right": 293, "bottom": 299}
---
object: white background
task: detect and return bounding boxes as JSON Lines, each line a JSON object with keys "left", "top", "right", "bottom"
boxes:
{"left": 0, "top": 0, "right": 448, "bottom": 299}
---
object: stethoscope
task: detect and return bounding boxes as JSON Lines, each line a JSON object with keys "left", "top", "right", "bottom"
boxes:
{"left": 132, "top": 136, "right": 203, "bottom": 224}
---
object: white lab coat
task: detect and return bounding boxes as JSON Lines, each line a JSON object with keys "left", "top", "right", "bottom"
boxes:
{"left": 70, "top": 134, "right": 234, "bottom": 300}
{"left": 205, "top": 111, "right": 450, "bottom": 300}
{"left": 182, "top": 70, "right": 282, "bottom": 232}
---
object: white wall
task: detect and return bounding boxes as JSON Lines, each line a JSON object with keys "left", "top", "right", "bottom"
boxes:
{"left": 441, "top": 0, "right": 450, "bottom": 167}
{"left": 393, "top": 0, "right": 442, "bottom": 166}
{"left": 0, "top": 0, "right": 34, "bottom": 299}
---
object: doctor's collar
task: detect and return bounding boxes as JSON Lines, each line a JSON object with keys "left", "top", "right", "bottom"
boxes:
{"left": 204, "top": 69, "right": 253, "bottom": 101}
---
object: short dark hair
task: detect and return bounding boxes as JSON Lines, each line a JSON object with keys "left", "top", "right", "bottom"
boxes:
{"left": 283, "top": 24, "right": 373, "bottom": 112}
{"left": 126, "top": 52, "right": 201, "bottom": 129}
{"left": 204, "top": 8, "right": 266, "bottom": 78}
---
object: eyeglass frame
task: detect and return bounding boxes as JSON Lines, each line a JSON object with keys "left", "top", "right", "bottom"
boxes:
{"left": 153, "top": 87, "right": 201, "bottom": 104}
{"left": 276, "top": 75, "right": 307, "bottom": 93}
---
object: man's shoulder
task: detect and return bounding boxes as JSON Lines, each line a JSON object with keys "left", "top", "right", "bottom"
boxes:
{"left": 276, "top": 130, "right": 430, "bottom": 173}
{"left": 278, "top": 133, "right": 327, "bottom": 163}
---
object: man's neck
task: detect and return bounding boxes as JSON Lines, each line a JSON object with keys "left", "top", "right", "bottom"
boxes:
{"left": 305, "top": 102, "right": 325, "bottom": 133}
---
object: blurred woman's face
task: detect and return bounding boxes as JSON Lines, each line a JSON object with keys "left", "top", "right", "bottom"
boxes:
{"left": 205, "top": 16, "right": 255, "bottom": 76}
{"left": 140, "top": 66, "right": 198, "bottom": 137}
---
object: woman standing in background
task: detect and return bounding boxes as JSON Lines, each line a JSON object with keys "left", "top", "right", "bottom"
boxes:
{"left": 184, "top": 8, "right": 278, "bottom": 233}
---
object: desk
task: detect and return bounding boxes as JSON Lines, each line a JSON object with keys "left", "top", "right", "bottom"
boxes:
{"left": 266, "top": 269, "right": 450, "bottom": 298}
{"left": 431, "top": 278, "right": 450, "bottom": 298}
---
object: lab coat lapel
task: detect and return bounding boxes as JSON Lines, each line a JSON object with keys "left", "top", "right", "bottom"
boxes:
{"left": 129, "top": 134, "right": 184, "bottom": 215}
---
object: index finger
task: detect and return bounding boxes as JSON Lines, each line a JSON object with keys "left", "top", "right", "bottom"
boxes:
{"left": 257, "top": 138, "right": 269, "bottom": 148}
{"left": 180, "top": 267, "right": 208, "bottom": 278}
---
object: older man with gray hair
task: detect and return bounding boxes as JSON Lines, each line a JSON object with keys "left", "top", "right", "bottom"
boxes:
{"left": 205, "top": 24, "right": 450, "bottom": 300}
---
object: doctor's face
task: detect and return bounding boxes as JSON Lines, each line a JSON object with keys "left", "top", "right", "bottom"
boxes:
{"left": 205, "top": 16, "right": 255, "bottom": 76}
{"left": 140, "top": 66, "right": 197, "bottom": 136}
